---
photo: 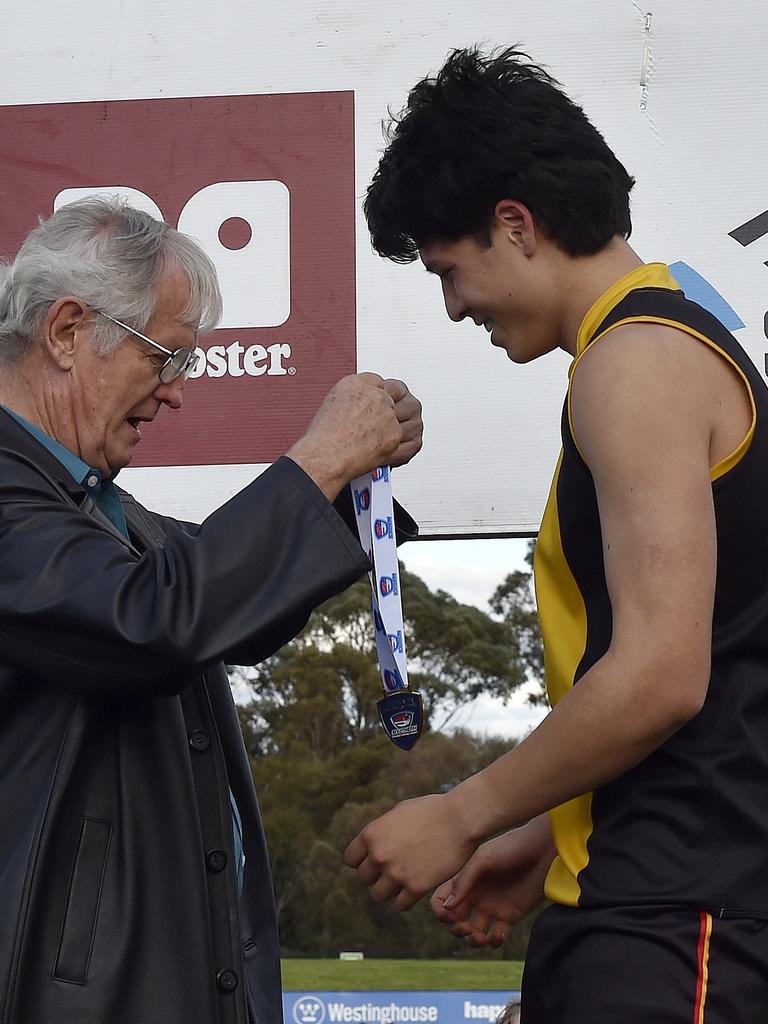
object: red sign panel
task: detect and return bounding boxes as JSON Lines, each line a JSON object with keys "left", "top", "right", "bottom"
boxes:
{"left": 0, "top": 93, "right": 356, "bottom": 466}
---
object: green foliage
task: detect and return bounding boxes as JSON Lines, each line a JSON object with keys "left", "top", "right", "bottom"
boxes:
{"left": 489, "top": 540, "right": 547, "bottom": 707}
{"left": 232, "top": 547, "right": 546, "bottom": 959}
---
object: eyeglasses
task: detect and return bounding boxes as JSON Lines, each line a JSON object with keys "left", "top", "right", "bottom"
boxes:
{"left": 92, "top": 310, "right": 201, "bottom": 384}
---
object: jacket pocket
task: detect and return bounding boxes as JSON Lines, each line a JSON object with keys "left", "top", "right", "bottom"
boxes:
{"left": 53, "top": 817, "right": 112, "bottom": 985}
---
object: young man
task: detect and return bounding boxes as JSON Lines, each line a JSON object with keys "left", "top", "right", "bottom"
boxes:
{"left": 344, "top": 47, "right": 768, "bottom": 1022}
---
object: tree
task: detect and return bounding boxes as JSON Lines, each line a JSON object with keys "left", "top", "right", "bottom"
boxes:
{"left": 273, "top": 731, "right": 521, "bottom": 958}
{"left": 489, "top": 540, "right": 547, "bottom": 707}
{"left": 235, "top": 563, "right": 532, "bottom": 745}
{"left": 231, "top": 553, "right": 547, "bottom": 958}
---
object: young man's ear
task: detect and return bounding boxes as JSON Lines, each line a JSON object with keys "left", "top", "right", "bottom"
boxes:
{"left": 44, "top": 297, "right": 90, "bottom": 371}
{"left": 494, "top": 200, "right": 538, "bottom": 257}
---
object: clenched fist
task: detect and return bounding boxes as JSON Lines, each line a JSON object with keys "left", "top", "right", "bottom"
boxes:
{"left": 287, "top": 373, "right": 423, "bottom": 500}
{"left": 344, "top": 792, "right": 478, "bottom": 912}
{"left": 382, "top": 378, "right": 423, "bottom": 468}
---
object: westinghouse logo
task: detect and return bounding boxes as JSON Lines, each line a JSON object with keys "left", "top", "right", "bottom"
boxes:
{"left": 292, "top": 995, "right": 326, "bottom": 1024}
{"left": 0, "top": 92, "right": 356, "bottom": 467}
{"left": 294, "top": 998, "right": 439, "bottom": 1022}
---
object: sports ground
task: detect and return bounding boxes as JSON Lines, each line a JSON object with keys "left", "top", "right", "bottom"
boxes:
{"left": 281, "top": 961, "right": 525, "bottom": 991}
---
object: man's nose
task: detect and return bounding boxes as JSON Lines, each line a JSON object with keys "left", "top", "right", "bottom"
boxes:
{"left": 154, "top": 374, "right": 186, "bottom": 410}
{"left": 442, "top": 279, "right": 467, "bottom": 323}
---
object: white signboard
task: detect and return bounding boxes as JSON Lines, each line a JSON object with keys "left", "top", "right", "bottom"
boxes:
{"left": 1, "top": 1, "right": 765, "bottom": 535}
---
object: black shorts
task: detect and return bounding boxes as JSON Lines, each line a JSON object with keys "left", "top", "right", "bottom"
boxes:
{"left": 521, "top": 903, "right": 768, "bottom": 1024}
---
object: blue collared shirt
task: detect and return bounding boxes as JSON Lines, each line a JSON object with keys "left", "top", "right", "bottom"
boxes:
{"left": 3, "top": 406, "right": 129, "bottom": 538}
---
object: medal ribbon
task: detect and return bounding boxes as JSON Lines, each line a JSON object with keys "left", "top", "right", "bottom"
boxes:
{"left": 351, "top": 467, "right": 408, "bottom": 692}
{"left": 351, "top": 469, "right": 423, "bottom": 751}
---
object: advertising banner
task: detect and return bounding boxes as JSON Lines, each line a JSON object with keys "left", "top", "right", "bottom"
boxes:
{"left": 0, "top": 92, "right": 355, "bottom": 467}
{"left": 2, "top": 1, "right": 766, "bottom": 533}
{"left": 284, "top": 990, "right": 520, "bottom": 1023}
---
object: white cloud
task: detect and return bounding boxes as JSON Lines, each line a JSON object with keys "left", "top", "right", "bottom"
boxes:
{"left": 399, "top": 538, "right": 547, "bottom": 740}
{"left": 400, "top": 538, "right": 532, "bottom": 611}
{"left": 438, "top": 688, "right": 548, "bottom": 741}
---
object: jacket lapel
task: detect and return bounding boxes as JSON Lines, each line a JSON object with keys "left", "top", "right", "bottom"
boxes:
{"left": 0, "top": 407, "right": 141, "bottom": 556}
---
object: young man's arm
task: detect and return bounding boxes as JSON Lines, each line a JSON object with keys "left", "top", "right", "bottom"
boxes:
{"left": 345, "top": 324, "right": 739, "bottom": 910}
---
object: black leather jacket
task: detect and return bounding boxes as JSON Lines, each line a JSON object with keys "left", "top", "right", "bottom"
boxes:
{"left": 0, "top": 408, "right": 404, "bottom": 1024}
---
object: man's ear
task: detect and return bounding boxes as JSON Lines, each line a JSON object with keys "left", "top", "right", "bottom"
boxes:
{"left": 44, "top": 297, "right": 90, "bottom": 371}
{"left": 493, "top": 200, "right": 538, "bottom": 257}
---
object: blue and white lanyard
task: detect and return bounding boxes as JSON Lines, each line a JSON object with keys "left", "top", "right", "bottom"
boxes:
{"left": 351, "top": 467, "right": 408, "bottom": 693}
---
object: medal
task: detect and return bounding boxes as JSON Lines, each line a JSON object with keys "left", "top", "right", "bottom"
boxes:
{"left": 377, "top": 690, "right": 423, "bottom": 751}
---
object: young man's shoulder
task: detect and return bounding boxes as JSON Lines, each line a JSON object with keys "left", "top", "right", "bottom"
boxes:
{"left": 571, "top": 320, "right": 752, "bottom": 469}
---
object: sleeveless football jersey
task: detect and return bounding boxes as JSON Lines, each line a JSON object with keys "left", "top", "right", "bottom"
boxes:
{"left": 534, "top": 262, "right": 768, "bottom": 916}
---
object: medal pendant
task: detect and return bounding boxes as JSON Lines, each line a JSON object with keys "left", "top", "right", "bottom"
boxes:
{"left": 377, "top": 690, "right": 423, "bottom": 751}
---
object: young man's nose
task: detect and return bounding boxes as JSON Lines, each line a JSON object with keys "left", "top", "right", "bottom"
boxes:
{"left": 442, "top": 280, "right": 468, "bottom": 323}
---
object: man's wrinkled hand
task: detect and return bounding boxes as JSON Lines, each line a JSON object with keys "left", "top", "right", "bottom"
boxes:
{"left": 286, "top": 372, "right": 403, "bottom": 500}
{"left": 382, "top": 378, "right": 423, "bottom": 468}
{"left": 343, "top": 793, "right": 477, "bottom": 912}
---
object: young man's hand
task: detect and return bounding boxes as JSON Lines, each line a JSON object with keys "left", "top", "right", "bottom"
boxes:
{"left": 343, "top": 792, "right": 479, "bottom": 911}
{"left": 431, "top": 815, "right": 555, "bottom": 947}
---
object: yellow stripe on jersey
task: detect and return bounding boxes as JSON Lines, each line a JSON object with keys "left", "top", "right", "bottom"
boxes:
{"left": 534, "top": 453, "right": 592, "bottom": 905}
{"left": 574, "top": 263, "right": 679, "bottom": 358}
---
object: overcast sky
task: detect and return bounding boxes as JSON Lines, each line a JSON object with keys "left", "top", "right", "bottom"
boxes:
{"left": 399, "top": 537, "right": 549, "bottom": 741}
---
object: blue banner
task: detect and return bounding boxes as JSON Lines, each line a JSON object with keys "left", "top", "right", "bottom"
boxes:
{"left": 284, "top": 990, "right": 521, "bottom": 1023}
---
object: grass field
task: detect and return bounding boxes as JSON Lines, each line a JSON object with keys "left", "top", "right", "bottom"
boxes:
{"left": 281, "top": 959, "right": 524, "bottom": 991}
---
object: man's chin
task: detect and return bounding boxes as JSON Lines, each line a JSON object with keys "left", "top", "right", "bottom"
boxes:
{"left": 499, "top": 337, "right": 541, "bottom": 364}
{"left": 493, "top": 338, "right": 529, "bottom": 364}
{"left": 491, "top": 330, "right": 523, "bottom": 363}
{"left": 506, "top": 348, "right": 536, "bottom": 364}
{"left": 105, "top": 448, "right": 134, "bottom": 477}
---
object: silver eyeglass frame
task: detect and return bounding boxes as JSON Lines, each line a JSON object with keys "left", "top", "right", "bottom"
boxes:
{"left": 91, "top": 309, "right": 201, "bottom": 384}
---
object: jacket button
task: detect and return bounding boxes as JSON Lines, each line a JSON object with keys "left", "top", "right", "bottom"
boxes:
{"left": 189, "top": 729, "right": 210, "bottom": 752}
{"left": 206, "top": 849, "right": 228, "bottom": 873}
{"left": 216, "top": 969, "right": 238, "bottom": 992}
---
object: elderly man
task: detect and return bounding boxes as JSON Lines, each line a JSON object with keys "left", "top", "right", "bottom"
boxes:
{"left": 0, "top": 198, "right": 421, "bottom": 1024}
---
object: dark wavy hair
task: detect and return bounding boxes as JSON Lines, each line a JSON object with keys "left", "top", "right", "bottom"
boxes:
{"left": 365, "top": 46, "right": 635, "bottom": 262}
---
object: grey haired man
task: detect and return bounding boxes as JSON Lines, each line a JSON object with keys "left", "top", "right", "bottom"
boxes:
{"left": 0, "top": 199, "right": 421, "bottom": 1024}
